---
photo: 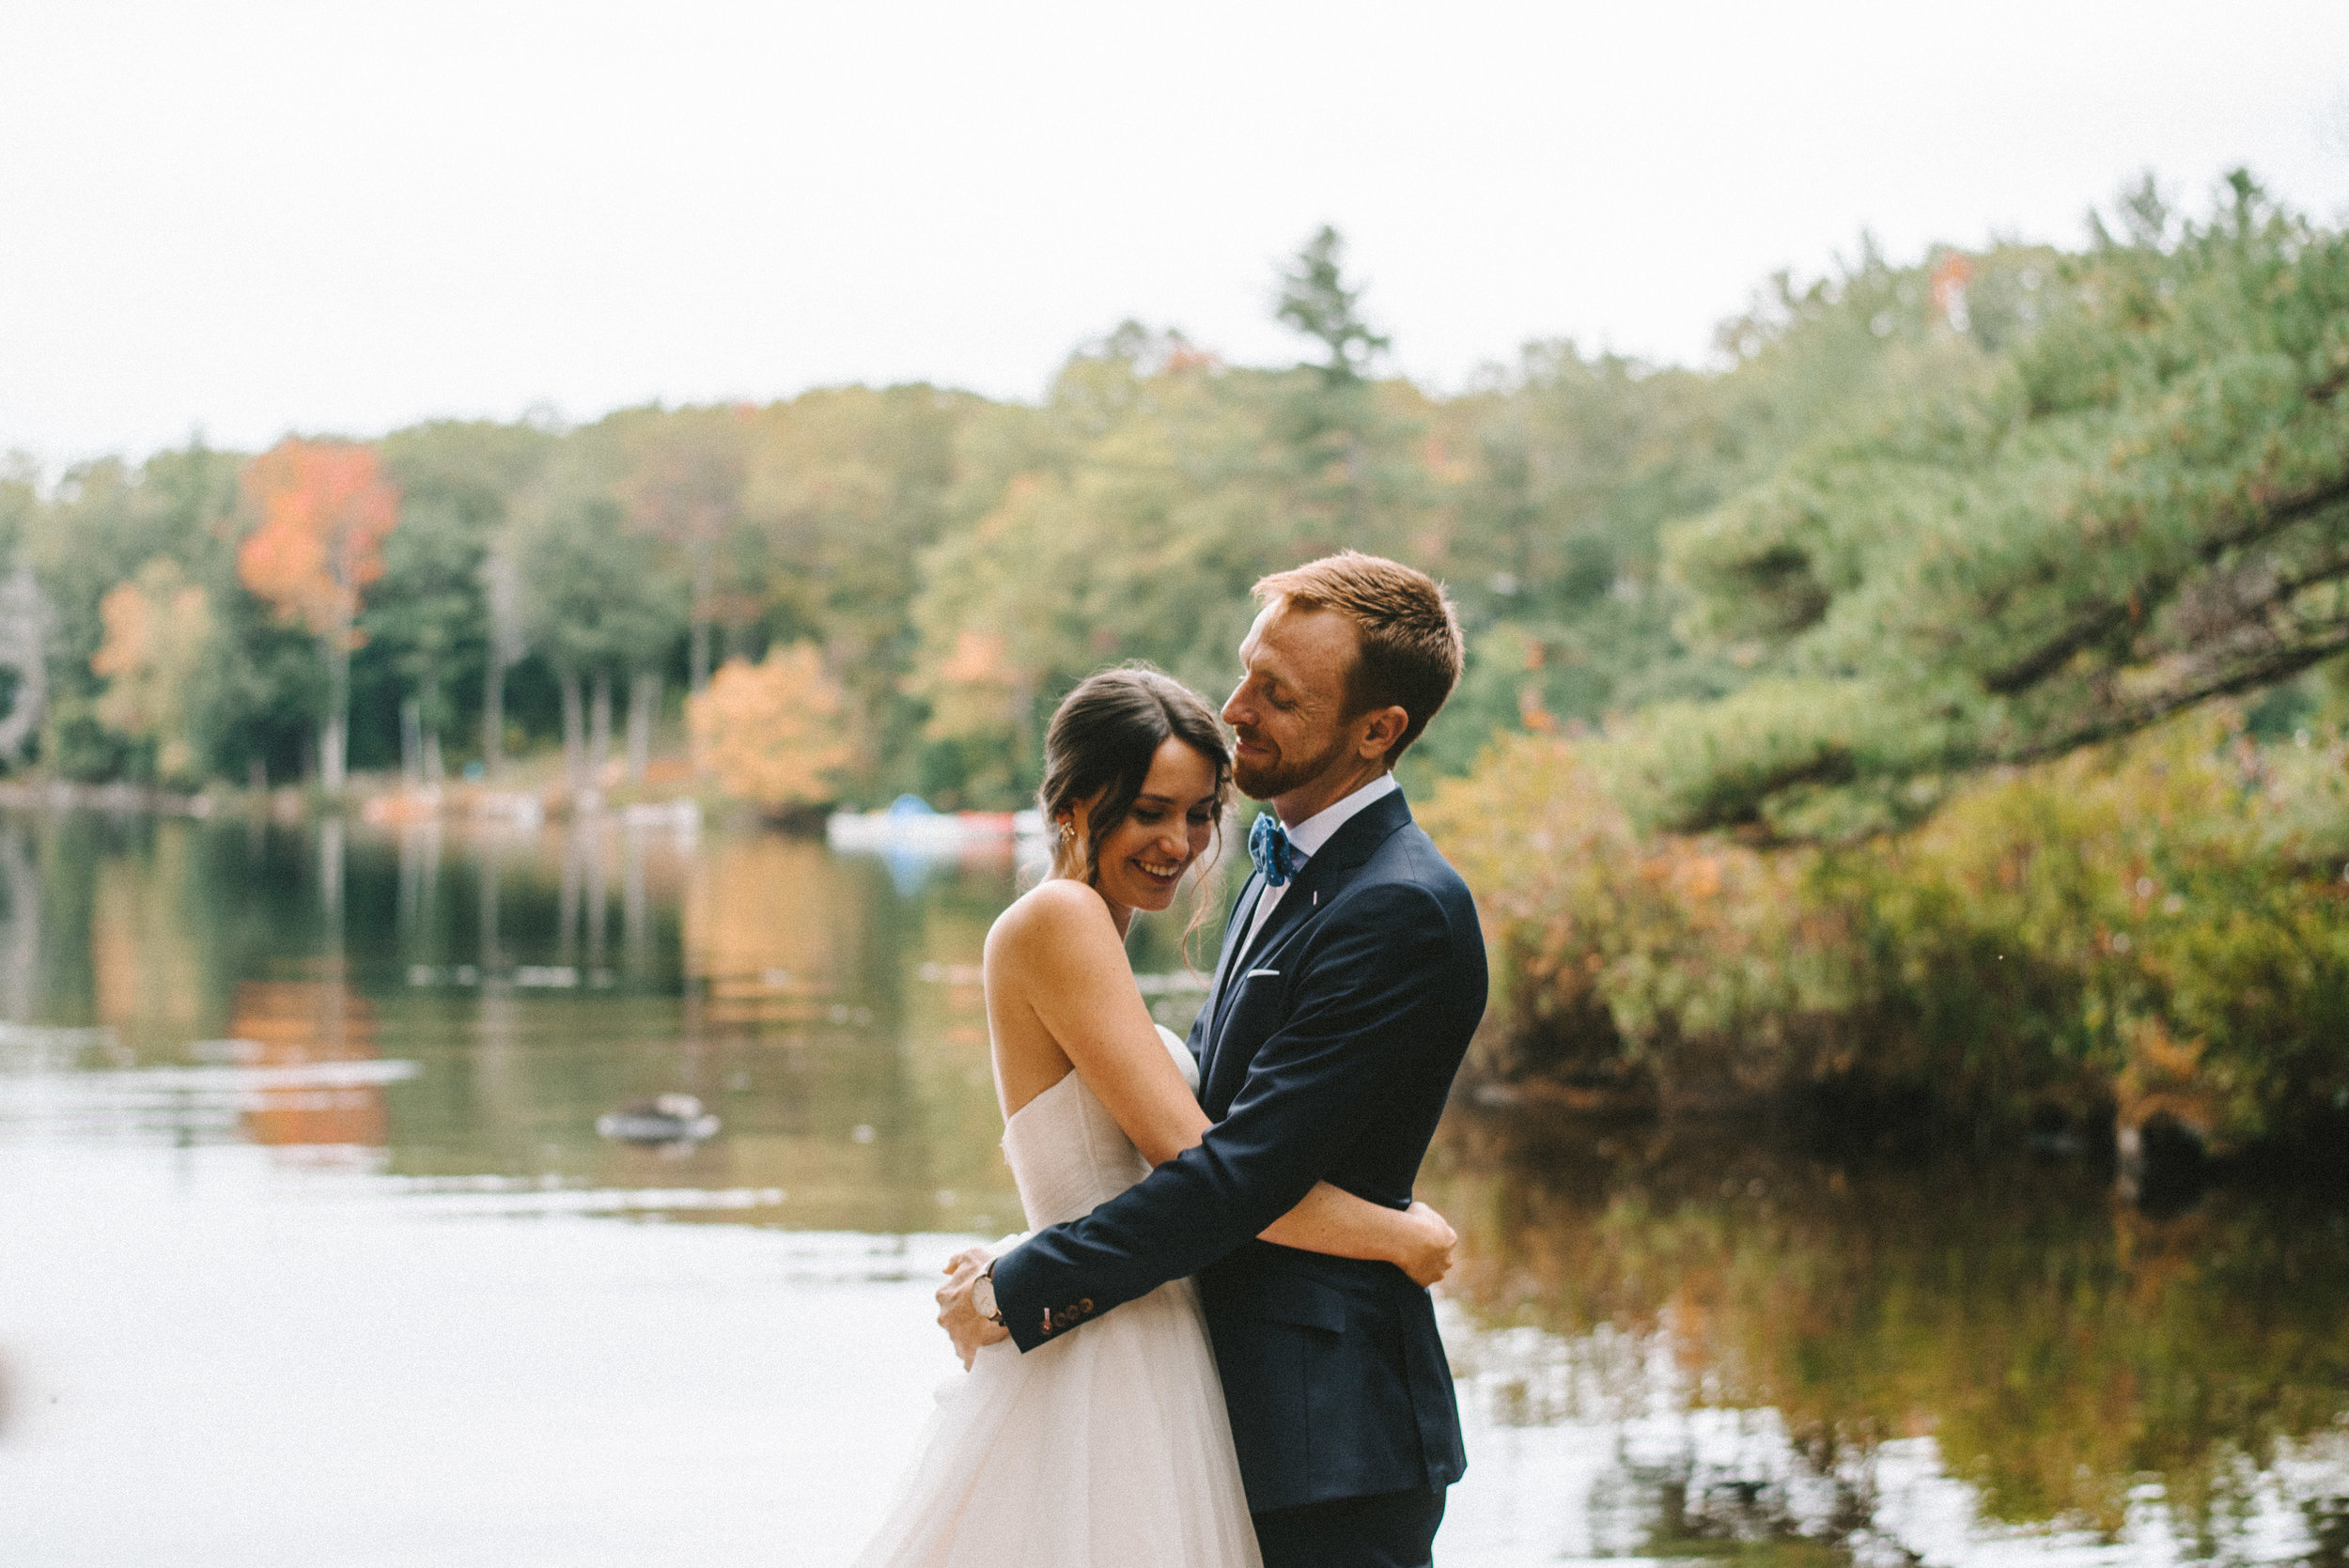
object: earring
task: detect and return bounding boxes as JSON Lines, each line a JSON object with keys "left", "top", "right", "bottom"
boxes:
{"left": 1056, "top": 820, "right": 1076, "bottom": 844}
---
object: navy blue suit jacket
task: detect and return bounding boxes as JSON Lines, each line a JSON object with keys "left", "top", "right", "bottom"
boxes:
{"left": 991, "top": 788, "right": 1487, "bottom": 1514}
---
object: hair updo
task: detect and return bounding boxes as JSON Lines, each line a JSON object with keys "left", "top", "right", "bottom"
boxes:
{"left": 1039, "top": 664, "right": 1232, "bottom": 906}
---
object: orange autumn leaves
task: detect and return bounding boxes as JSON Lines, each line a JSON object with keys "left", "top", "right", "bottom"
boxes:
{"left": 90, "top": 560, "right": 214, "bottom": 783}
{"left": 86, "top": 440, "right": 398, "bottom": 783}
{"left": 234, "top": 438, "right": 400, "bottom": 790}
{"left": 687, "top": 644, "right": 854, "bottom": 815}
{"left": 236, "top": 439, "right": 398, "bottom": 647}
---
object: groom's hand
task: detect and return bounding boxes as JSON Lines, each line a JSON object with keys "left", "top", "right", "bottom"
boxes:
{"left": 1397, "top": 1201, "right": 1458, "bottom": 1288}
{"left": 937, "top": 1246, "right": 1009, "bottom": 1369}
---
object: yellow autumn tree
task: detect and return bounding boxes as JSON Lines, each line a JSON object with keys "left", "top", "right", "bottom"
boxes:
{"left": 91, "top": 558, "right": 214, "bottom": 784}
{"left": 686, "top": 644, "right": 854, "bottom": 815}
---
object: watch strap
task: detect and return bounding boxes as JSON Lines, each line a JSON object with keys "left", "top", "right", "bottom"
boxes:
{"left": 976, "top": 1257, "right": 1005, "bottom": 1326}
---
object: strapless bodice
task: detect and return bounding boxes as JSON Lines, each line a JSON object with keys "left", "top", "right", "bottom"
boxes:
{"left": 1001, "top": 1026, "right": 1196, "bottom": 1230}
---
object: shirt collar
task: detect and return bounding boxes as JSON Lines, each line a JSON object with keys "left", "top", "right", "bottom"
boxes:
{"left": 1281, "top": 773, "right": 1400, "bottom": 862}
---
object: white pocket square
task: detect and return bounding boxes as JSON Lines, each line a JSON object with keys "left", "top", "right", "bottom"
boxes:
{"left": 1245, "top": 968, "right": 1280, "bottom": 978}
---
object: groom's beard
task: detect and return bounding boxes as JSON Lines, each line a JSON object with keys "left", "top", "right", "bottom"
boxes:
{"left": 1230, "top": 722, "right": 1353, "bottom": 803}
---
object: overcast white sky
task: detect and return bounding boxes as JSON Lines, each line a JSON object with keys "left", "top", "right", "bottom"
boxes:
{"left": 4, "top": 1, "right": 2345, "bottom": 466}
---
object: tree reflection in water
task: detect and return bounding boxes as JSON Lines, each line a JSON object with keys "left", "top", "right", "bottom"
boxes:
{"left": 1424, "top": 1108, "right": 2349, "bottom": 1563}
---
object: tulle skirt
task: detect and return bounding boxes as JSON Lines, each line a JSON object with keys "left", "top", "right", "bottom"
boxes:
{"left": 848, "top": 1273, "right": 1262, "bottom": 1568}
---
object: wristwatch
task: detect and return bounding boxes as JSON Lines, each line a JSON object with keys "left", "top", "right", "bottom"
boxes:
{"left": 972, "top": 1259, "right": 1004, "bottom": 1326}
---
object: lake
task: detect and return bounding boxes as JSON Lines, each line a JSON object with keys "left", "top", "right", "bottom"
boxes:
{"left": 2, "top": 807, "right": 2343, "bottom": 1567}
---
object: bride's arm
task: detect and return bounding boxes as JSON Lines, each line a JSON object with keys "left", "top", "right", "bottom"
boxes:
{"left": 996, "top": 882, "right": 1455, "bottom": 1286}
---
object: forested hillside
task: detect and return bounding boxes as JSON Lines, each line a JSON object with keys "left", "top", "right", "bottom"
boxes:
{"left": 0, "top": 219, "right": 2086, "bottom": 805}
{"left": 1423, "top": 176, "right": 2348, "bottom": 1152}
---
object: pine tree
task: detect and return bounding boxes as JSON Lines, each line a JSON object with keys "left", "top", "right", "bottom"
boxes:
{"left": 1631, "top": 175, "right": 2349, "bottom": 839}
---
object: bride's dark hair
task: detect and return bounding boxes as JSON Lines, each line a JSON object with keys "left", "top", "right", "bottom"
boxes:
{"left": 1040, "top": 665, "right": 1231, "bottom": 954}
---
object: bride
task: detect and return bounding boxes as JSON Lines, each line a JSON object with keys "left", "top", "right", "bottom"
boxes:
{"left": 851, "top": 666, "right": 1457, "bottom": 1568}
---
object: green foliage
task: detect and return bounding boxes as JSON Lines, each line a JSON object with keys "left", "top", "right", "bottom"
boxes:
{"left": 508, "top": 431, "right": 687, "bottom": 679}
{"left": 11, "top": 442, "right": 259, "bottom": 780}
{"left": 1828, "top": 709, "right": 2349, "bottom": 1142}
{"left": 11, "top": 216, "right": 2135, "bottom": 808}
{"left": 1431, "top": 180, "right": 2349, "bottom": 1147}
{"left": 360, "top": 418, "right": 554, "bottom": 749}
{"left": 738, "top": 384, "right": 970, "bottom": 792}
{"left": 906, "top": 323, "right": 1448, "bottom": 803}
{"left": 1648, "top": 177, "right": 2349, "bottom": 836}
{"left": 1275, "top": 225, "right": 1390, "bottom": 384}
{"left": 1423, "top": 735, "right": 1843, "bottom": 1099}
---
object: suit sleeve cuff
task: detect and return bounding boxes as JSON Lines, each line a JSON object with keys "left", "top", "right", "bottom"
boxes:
{"left": 988, "top": 1240, "right": 1044, "bottom": 1352}
{"left": 987, "top": 1238, "right": 1101, "bottom": 1353}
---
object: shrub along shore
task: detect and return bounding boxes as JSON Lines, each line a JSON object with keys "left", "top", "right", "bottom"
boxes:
{"left": 1425, "top": 709, "right": 2349, "bottom": 1182}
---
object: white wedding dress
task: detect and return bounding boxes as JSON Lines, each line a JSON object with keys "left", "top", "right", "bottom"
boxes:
{"left": 849, "top": 1027, "right": 1263, "bottom": 1568}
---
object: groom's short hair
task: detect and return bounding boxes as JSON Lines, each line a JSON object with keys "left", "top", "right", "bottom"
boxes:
{"left": 1254, "top": 551, "right": 1464, "bottom": 765}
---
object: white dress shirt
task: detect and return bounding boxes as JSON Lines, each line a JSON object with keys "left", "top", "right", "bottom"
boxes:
{"left": 1241, "top": 772, "right": 1400, "bottom": 955}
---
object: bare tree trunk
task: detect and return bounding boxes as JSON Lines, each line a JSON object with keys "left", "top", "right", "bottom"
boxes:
{"left": 687, "top": 542, "right": 714, "bottom": 777}
{"left": 478, "top": 831, "right": 503, "bottom": 971}
{"left": 0, "top": 822, "right": 39, "bottom": 1022}
{"left": 627, "top": 670, "right": 660, "bottom": 784}
{"left": 622, "top": 827, "right": 647, "bottom": 976}
{"left": 400, "top": 698, "right": 423, "bottom": 789}
{"left": 557, "top": 824, "right": 581, "bottom": 966}
{"left": 584, "top": 823, "right": 607, "bottom": 970}
{"left": 560, "top": 667, "right": 585, "bottom": 799}
{"left": 689, "top": 545, "right": 714, "bottom": 695}
{"left": 589, "top": 671, "right": 613, "bottom": 788}
{"left": 483, "top": 657, "right": 506, "bottom": 779}
{"left": 319, "top": 815, "right": 345, "bottom": 924}
{"left": 397, "top": 815, "right": 422, "bottom": 936}
{"left": 321, "top": 633, "right": 350, "bottom": 795}
{"left": 420, "top": 660, "right": 444, "bottom": 786}
{"left": 0, "top": 567, "right": 50, "bottom": 765}
{"left": 482, "top": 549, "right": 524, "bottom": 782}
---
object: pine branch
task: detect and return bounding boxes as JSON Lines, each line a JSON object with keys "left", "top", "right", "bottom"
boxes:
{"left": 1981, "top": 470, "right": 2349, "bottom": 696}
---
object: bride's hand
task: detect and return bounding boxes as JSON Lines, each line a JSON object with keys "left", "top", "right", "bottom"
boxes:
{"left": 937, "top": 1246, "right": 1010, "bottom": 1369}
{"left": 1395, "top": 1201, "right": 1457, "bottom": 1287}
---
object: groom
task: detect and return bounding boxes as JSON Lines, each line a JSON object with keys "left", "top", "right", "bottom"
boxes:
{"left": 940, "top": 551, "right": 1487, "bottom": 1568}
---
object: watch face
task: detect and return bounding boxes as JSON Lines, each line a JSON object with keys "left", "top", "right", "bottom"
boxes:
{"left": 972, "top": 1272, "right": 997, "bottom": 1321}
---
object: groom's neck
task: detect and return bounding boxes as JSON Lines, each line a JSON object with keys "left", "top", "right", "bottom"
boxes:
{"left": 1271, "top": 757, "right": 1391, "bottom": 828}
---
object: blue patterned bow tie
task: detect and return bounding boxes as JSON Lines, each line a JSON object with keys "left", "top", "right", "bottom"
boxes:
{"left": 1248, "top": 814, "right": 1302, "bottom": 888}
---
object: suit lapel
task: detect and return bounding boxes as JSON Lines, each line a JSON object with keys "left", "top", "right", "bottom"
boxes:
{"left": 1201, "top": 790, "right": 1417, "bottom": 1102}
{"left": 1199, "top": 869, "right": 1264, "bottom": 1085}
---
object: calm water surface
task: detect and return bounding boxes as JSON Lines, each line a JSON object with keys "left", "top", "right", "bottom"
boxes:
{"left": 2, "top": 810, "right": 2344, "bottom": 1567}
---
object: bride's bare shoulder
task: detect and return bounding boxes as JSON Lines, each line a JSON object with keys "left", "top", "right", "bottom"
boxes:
{"left": 985, "top": 879, "right": 1118, "bottom": 973}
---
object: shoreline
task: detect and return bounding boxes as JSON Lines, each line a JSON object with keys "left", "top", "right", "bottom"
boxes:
{"left": 1450, "top": 1072, "right": 2349, "bottom": 1211}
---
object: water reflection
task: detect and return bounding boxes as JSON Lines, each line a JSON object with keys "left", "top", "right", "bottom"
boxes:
{"left": 1425, "top": 1113, "right": 2349, "bottom": 1566}
{"left": 1, "top": 808, "right": 2343, "bottom": 1567}
{"left": 0, "top": 816, "right": 41, "bottom": 1019}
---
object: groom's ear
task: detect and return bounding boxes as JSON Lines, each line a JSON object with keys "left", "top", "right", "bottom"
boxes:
{"left": 1354, "top": 703, "right": 1410, "bottom": 765}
